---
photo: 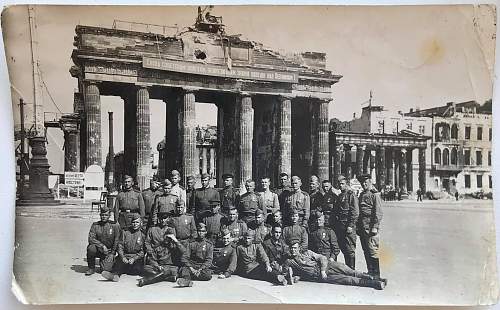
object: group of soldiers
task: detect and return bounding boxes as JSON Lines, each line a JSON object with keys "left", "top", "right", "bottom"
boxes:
{"left": 86, "top": 169, "right": 386, "bottom": 290}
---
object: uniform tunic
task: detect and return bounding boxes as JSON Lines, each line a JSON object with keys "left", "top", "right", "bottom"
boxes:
{"left": 332, "top": 190, "right": 359, "bottom": 230}
{"left": 322, "top": 190, "right": 338, "bottom": 223}
{"left": 282, "top": 224, "right": 308, "bottom": 252}
{"left": 284, "top": 250, "right": 327, "bottom": 281}
{"left": 194, "top": 187, "right": 221, "bottom": 219}
{"left": 237, "top": 192, "right": 265, "bottom": 223}
{"left": 88, "top": 221, "right": 121, "bottom": 253}
{"left": 260, "top": 190, "right": 280, "bottom": 215}
{"left": 357, "top": 189, "right": 383, "bottom": 259}
{"left": 168, "top": 213, "right": 196, "bottom": 241}
{"left": 118, "top": 228, "right": 145, "bottom": 261}
{"left": 274, "top": 185, "right": 290, "bottom": 208}
{"left": 142, "top": 188, "right": 160, "bottom": 226}
{"left": 248, "top": 222, "right": 271, "bottom": 243}
{"left": 262, "top": 238, "right": 289, "bottom": 265}
{"left": 220, "top": 218, "right": 248, "bottom": 242}
{"left": 183, "top": 238, "right": 214, "bottom": 270}
{"left": 309, "top": 227, "right": 340, "bottom": 260}
{"left": 171, "top": 183, "right": 187, "bottom": 205}
{"left": 145, "top": 225, "right": 182, "bottom": 266}
{"left": 309, "top": 190, "right": 325, "bottom": 214}
{"left": 202, "top": 212, "right": 224, "bottom": 242}
{"left": 236, "top": 243, "right": 270, "bottom": 274}
{"left": 212, "top": 244, "right": 237, "bottom": 276}
{"left": 219, "top": 186, "right": 239, "bottom": 215}
{"left": 151, "top": 193, "right": 183, "bottom": 226}
{"left": 186, "top": 188, "right": 196, "bottom": 214}
{"left": 114, "top": 188, "right": 145, "bottom": 228}
{"left": 282, "top": 190, "right": 310, "bottom": 226}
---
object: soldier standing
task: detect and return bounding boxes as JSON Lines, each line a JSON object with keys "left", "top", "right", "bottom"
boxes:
{"left": 114, "top": 175, "right": 145, "bottom": 229}
{"left": 332, "top": 175, "right": 359, "bottom": 270}
{"left": 185, "top": 176, "right": 196, "bottom": 214}
{"left": 219, "top": 173, "right": 239, "bottom": 216}
{"left": 194, "top": 173, "right": 221, "bottom": 221}
{"left": 85, "top": 206, "right": 121, "bottom": 276}
{"left": 220, "top": 207, "right": 248, "bottom": 243}
{"left": 309, "top": 211, "right": 340, "bottom": 262}
{"left": 237, "top": 179, "right": 265, "bottom": 224}
{"left": 321, "top": 180, "right": 338, "bottom": 226}
{"left": 357, "top": 174, "right": 383, "bottom": 279}
{"left": 282, "top": 176, "right": 310, "bottom": 228}
{"left": 274, "top": 172, "right": 291, "bottom": 207}
{"left": 101, "top": 213, "right": 145, "bottom": 281}
{"left": 178, "top": 223, "right": 214, "bottom": 283}
{"left": 259, "top": 177, "right": 280, "bottom": 217}
{"left": 202, "top": 200, "right": 224, "bottom": 244}
{"left": 170, "top": 170, "right": 187, "bottom": 204}
{"left": 142, "top": 178, "right": 161, "bottom": 228}
{"left": 168, "top": 202, "right": 196, "bottom": 247}
{"left": 309, "top": 175, "right": 325, "bottom": 230}
{"left": 151, "top": 179, "right": 183, "bottom": 226}
{"left": 282, "top": 209, "right": 308, "bottom": 252}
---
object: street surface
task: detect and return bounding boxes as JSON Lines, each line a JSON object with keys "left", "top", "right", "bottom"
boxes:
{"left": 12, "top": 200, "right": 498, "bottom": 305}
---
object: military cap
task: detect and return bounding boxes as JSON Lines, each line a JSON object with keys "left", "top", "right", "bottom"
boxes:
{"left": 220, "top": 228, "right": 231, "bottom": 236}
{"left": 357, "top": 174, "right": 372, "bottom": 183}
{"left": 123, "top": 175, "right": 134, "bottom": 181}
{"left": 222, "top": 173, "right": 234, "bottom": 180}
{"left": 290, "top": 238, "right": 301, "bottom": 246}
{"left": 171, "top": 170, "right": 181, "bottom": 177}
{"left": 130, "top": 213, "right": 141, "bottom": 221}
{"left": 162, "top": 178, "right": 172, "bottom": 186}
{"left": 254, "top": 208, "right": 264, "bottom": 216}
{"left": 196, "top": 222, "right": 207, "bottom": 230}
{"left": 186, "top": 175, "right": 195, "bottom": 181}
{"left": 243, "top": 230, "right": 255, "bottom": 237}
{"left": 158, "top": 211, "right": 170, "bottom": 219}
{"left": 209, "top": 200, "right": 220, "bottom": 207}
{"left": 337, "top": 175, "right": 347, "bottom": 182}
{"left": 279, "top": 172, "right": 289, "bottom": 178}
{"left": 100, "top": 205, "right": 111, "bottom": 213}
{"left": 200, "top": 172, "right": 211, "bottom": 179}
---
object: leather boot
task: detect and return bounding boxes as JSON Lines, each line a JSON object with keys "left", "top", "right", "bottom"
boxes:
{"left": 359, "top": 278, "right": 385, "bottom": 290}
{"left": 137, "top": 271, "right": 165, "bottom": 287}
{"left": 371, "top": 257, "right": 381, "bottom": 278}
{"left": 346, "top": 256, "right": 355, "bottom": 270}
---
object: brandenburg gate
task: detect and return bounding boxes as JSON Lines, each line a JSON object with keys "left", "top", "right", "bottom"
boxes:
{"left": 68, "top": 14, "right": 341, "bottom": 189}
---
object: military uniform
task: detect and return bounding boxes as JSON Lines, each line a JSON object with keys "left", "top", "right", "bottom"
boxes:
{"left": 332, "top": 189, "right": 359, "bottom": 269}
{"left": 260, "top": 191, "right": 280, "bottom": 215}
{"left": 151, "top": 193, "right": 183, "bottom": 226}
{"left": 236, "top": 242, "right": 274, "bottom": 282}
{"left": 309, "top": 189, "right": 325, "bottom": 230}
{"left": 219, "top": 186, "right": 239, "bottom": 215}
{"left": 322, "top": 189, "right": 338, "bottom": 225}
{"left": 309, "top": 226, "right": 340, "bottom": 261}
{"left": 186, "top": 188, "right": 196, "bottom": 215}
{"left": 180, "top": 238, "right": 214, "bottom": 281}
{"left": 113, "top": 227, "right": 145, "bottom": 276}
{"left": 262, "top": 237, "right": 289, "bottom": 275}
{"left": 282, "top": 224, "right": 308, "bottom": 252}
{"left": 171, "top": 183, "right": 187, "bottom": 204}
{"left": 194, "top": 187, "right": 220, "bottom": 221}
{"left": 237, "top": 192, "right": 265, "bottom": 223}
{"left": 202, "top": 212, "right": 224, "bottom": 244}
{"left": 248, "top": 221, "right": 271, "bottom": 243}
{"left": 220, "top": 218, "right": 248, "bottom": 243}
{"left": 357, "top": 188, "right": 383, "bottom": 277}
{"left": 274, "top": 185, "right": 290, "bottom": 208}
{"left": 282, "top": 190, "right": 310, "bottom": 227}
{"left": 168, "top": 213, "right": 196, "bottom": 246}
{"left": 212, "top": 243, "right": 237, "bottom": 277}
{"left": 142, "top": 187, "right": 161, "bottom": 227}
{"left": 87, "top": 220, "right": 121, "bottom": 272}
{"left": 114, "top": 188, "right": 145, "bottom": 228}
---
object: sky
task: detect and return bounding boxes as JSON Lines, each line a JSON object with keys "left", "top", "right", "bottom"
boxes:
{"left": 1, "top": 4, "right": 496, "bottom": 173}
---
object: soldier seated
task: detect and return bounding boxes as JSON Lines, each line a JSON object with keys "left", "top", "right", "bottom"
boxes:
{"left": 282, "top": 209, "right": 308, "bottom": 253}
{"left": 262, "top": 225, "right": 298, "bottom": 285}
{"left": 283, "top": 241, "right": 387, "bottom": 290}
{"left": 220, "top": 207, "right": 248, "bottom": 244}
{"left": 269, "top": 209, "right": 283, "bottom": 227}
{"left": 101, "top": 213, "right": 145, "bottom": 281}
{"left": 247, "top": 209, "right": 271, "bottom": 243}
{"left": 178, "top": 223, "right": 214, "bottom": 285}
{"left": 139, "top": 214, "right": 184, "bottom": 287}
{"left": 309, "top": 211, "right": 340, "bottom": 262}
{"left": 211, "top": 229, "right": 237, "bottom": 279}
{"left": 168, "top": 202, "right": 196, "bottom": 248}
{"left": 85, "top": 206, "right": 120, "bottom": 276}
{"left": 236, "top": 231, "right": 287, "bottom": 285}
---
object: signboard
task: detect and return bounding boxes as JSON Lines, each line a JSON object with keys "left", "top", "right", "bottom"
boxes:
{"left": 143, "top": 57, "right": 299, "bottom": 83}
{"left": 65, "top": 172, "right": 85, "bottom": 186}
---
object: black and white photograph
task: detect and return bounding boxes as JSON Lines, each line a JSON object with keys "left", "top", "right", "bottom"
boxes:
{"left": 1, "top": 3, "right": 498, "bottom": 306}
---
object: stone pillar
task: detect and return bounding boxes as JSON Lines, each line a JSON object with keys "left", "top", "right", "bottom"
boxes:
{"left": 181, "top": 88, "right": 197, "bottom": 184}
{"left": 124, "top": 93, "right": 137, "bottom": 177}
{"left": 387, "top": 147, "right": 394, "bottom": 186}
{"left": 317, "top": 99, "right": 330, "bottom": 181}
{"left": 356, "top": 145, "right": 364, "bottom": 178}
{"left": 399, "top": 148, "right": 407, "bottom": 193}
{"left": 370, "top": 149, "right": 376, "bottom": 183}
{"left": 334, "top": 145, "right": 342, "bottom": 184}
{"left": 60, "top": 114, "right": 80, "bottom": 172}
{"left": 407, "top": 148, "right": 413, "bottom": 192}
{"left": 165, "top": 90, "right": 180, "bottom": 178}
{"left": 209, "top": 147, "right": 216, "bottom": 178}
{"left": 418, "top": 148, "right": 426, "bottom": 192}
{"left": 136, "top": 87, "right": 151, "bottom": 190}
{"left": 201, "top": 148, "right": 208, "bottom": 174}
{"left": 83, "top": 82, "right": 102, "bottom": 167}
{"left": 278, "top": 96, "right": 292, "bottom": 177}
{"left": 377, "top": 146, "right": 386, "bottom": 188}
{"left": 363, "top": 147, "right": 371, "bottom": 175}
{"left": 344, "top": 144, "right": 352, "bottom": 179}
{"left": 238, "top": 94, "right": 254, "bottom": 190}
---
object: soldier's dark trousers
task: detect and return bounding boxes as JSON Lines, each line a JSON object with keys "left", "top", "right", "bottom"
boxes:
{"left": 113, "top": 258, "right": 144, "bottom": 276}
{"left": 86, "top": 244, "right": 114, "bottom": 271}
{"left": 179, "top": 267, "right": 213, "bottom": 281}
{"left": 140, "top": 264, "right": 179, "bottom": 286}
{"left": 323, "top": 261, "right": 373, "bottom": 286}
{"left": 359, "top": 231, "right": 380, "bottom": 277}
{"left": 241, "top": 265, "right": 278, "bottom": 283}
{"left": 335, "top": 228, "right": 357, "bottom": 270}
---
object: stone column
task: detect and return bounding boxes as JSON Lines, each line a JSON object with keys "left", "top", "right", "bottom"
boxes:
{"left": 344, "top": 144, "right": 352, "bottom": 179}
{"left": 278, "top": 96, "right": 292, "bottom": 177}
{"left": 387, "top": 147, "right": 394, "bottom": 186}
{"left": 370, "top": 149, "right": 376, "bottom": 183}
{"left": 124, "top": 93, "right": 137, "bottom": 177}
{"left": 181, "top": 88, "right": 197, "bottom": 183}
{"left": 209, "top": 147, "right": 216, "bottom": 178}
{"left": 356, "top": 145, "right": 364, "bottom": 178}
{"left": 60, "top": 114, "right": 80, "bottom": 172}
{"left": 418, "top": 148, "right": 426, "bottom": 192}
{"left": 334, "top": 145, "right": 342, "bottom": 184}
{"left": 406, "top": 148, "right": 413, "bottom": 192}
{"left": 83, "top": 82, "right": 102, "bottom": 167}
{"left": 23, "top": 137, "right": 55, "bottom": 201}
{"left": 238, "top": 94, "right": 254, "bottom": 190}
{"left": 399, "top": 148, "right": 407, "bottom": 193}
{"left": 165, "top": 90, "right": 180, "bottom": 178}
{"left": 201, "top": 148, "right": 208, "bottom": 174}
{"left": 317, "top": 99, "right": 330, "bottom": 181}
{"left": 136, "top": 87, "right": 151, "bottom": 190}
{"left": 377, "top": 146, "right": 386, "bottom": 188}
{"left": 363, "top": 147, "right": 371, "bottom": 175}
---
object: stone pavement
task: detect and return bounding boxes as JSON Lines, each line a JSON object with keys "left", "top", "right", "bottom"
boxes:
{"left": 11, "top": 200, "right": 499, "bottom": 305}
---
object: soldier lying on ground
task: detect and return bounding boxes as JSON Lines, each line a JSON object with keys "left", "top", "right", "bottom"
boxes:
{"left": 101, "top": 213, "right": 145, "bottom": 282}
{"left": 211, "top": 228, "right": 237, "bottom": 279}
{"left": 283, "top": 241, "right": 387, "bottom": 290}
{"left": 85, "top": 205, "right": 120, "bottom": 276}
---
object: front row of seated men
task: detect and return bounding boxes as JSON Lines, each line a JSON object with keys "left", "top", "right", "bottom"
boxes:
{"left": 86, "top": 205, "right": 386, "bottom": 290}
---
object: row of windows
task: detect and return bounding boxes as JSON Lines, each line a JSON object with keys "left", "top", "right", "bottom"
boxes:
{"left": 464, "top": 126, "right": 492, "bottom": 141}
{"left": 464, "top": 174, "right": 492, "bottom": 189}
{"left": 435, "top": 123, "right": 492, "bottom": 142}
{"left": 434, "top": 148, "right": 491, "bottom": 166}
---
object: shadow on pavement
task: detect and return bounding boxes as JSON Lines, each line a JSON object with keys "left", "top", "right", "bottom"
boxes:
{"left": 71, "top": 264, "right": 88, "bottom": 274}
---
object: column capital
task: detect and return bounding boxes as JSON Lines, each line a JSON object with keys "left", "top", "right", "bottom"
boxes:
{"left": 83, "top": 80, "right": 101, "bottom": 87}
{"left": 181, "top": 86, "right": 199, "bottom": 94}
{"left": 279, "top": 94, "right": 295, "bottom": 101}
{"left": 401, "top": 148, "right": 407, "bottom": 153}
{"left": 238, "top": 91, "right": 252, "bottom": 98}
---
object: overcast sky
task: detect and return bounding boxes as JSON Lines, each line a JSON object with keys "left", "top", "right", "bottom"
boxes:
{"left": 2, "top": 4, "right": 496, "bottom": 173}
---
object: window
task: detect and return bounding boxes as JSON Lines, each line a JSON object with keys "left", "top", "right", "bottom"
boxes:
{"left": 476, "top": 150, "right": 482, "bottom": 166}
{"left": 489, "top": 128, "right": 492, "bottom": 141}
{"left": 465, "top": 175, "right": 471, "bottom": 188}
{"left": 488, "top": 151, "right": 492, "bottom": 166}
{"left": 465, "top": 126, "right": 471, "bottom": 140}
{"left": 464, "top": 149, "right": 471, "bottom": 165}
{"left": 378, "top": 121, "right": 384, "bottom": 134}
{"left": 451, "top": 148, "right": 458, "bottom": 165}
{"left": 489, "top": 175, "right": 493, "bottom": 189}
{"left": 477, "top": 127, "right": 483, "bottom": 140}
{"left": 477, "top": 175, "right": 483, "bottom": 188}
{"left": 451, "top": 124, "right": 458, "bottom": 139}
{"left": 419, "top": 125, "right": 425, "bottom": 135}
{"left": 443, "top": 148, "right": 450, "bottom": 165}
{"left": 406, "top": 122, "right": 413, "bottom": 130}
{"left": 434, "top": 148, "right": 441, "bottom": 165}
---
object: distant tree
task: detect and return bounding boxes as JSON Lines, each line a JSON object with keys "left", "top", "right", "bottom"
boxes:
{"left": 480, "top": 99, "right": 492, "bottom": 113}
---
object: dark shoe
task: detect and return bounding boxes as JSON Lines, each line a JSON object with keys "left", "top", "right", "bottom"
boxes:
{"left": 176, "top": 278, "right": 193, "bottom": 287}
{"left": 292, "top": 276, "right": 300, "bottom": 283}
{"left": 359, "top": 278, "right": 385, "bottom": 290}
{"left": 165, "top": 275, "right": 177, "bottom": 282}
{"left": 137, "top": 271, "right": 164, "bottom": 287}
{"left": 85, "top": 268, "right": 95, "bottom": 276}
{"left": 277, "top": 274, "right": 287, "bottom": 286}
{"left": 286, "top": 267, "right": 294, "bottom": 285}
{"left": 101, "top": 271, "right": 114, "bottom": 281}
